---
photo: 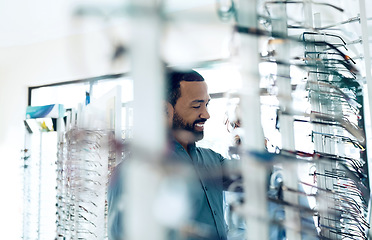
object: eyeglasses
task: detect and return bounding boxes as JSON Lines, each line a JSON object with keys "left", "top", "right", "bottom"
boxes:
{"left": 320, "top": 221, "right": 367, "bottom": 240}
{"left": 301, "top": 33, "right": 358, "bottom": 74}
{"left": 278, "top": 149, "right": 367, "bottom": 194}
{"left": 333, "top": 183, "right": 366, "bottom": 205}
{"left": 234, "top": 24, "right": 359, "bottom": 77}
{"left": 277, "top": 109, "right": 365, "bottom": 146}
{"left": 307, "top": 85, "right": 360, "bottom": 112}
{"left": 304, "top": 51, "right": 356, "bottom": 64}
{"left": 307, "top": 70, "right": 358, "bottom": 86}
{"left": 303, "top": 174, "right": 367, "bottom": 208}
{"left": 279, "top": 181, "right": 367, "bottom": 220}
{"left": 252, "top": 148, "right": 366, "bottom": 182}
{"left": 259, "top": 71, "right": 361, "bottom": 120}
{"left": 306, "top": 80, "right": 361, "bottom": 117}
{"left": 248, "top": 149, "right": 367, "bottom": 197}
{"left": 311, "top": 131, "right": 365, "bottom": 151}
{"left": 280, "top": 148, "right": 365, "bottom": 174}
{"left": 316, "top": 15, "right": 361, "bottom": 30}
{"left": 216, "top": 0, "right": 236, "bottom": 21}
{"left": 263, "top": 0, "right": 344, "bottom": 14}
{"left": 223, "top": 114, "right": 241, "bottom": 133}
{"left": 301, "top": 181, "right": 369, "bottom": 234}
{"left": 302, "top": 32, "right": 347, "bottom": 51}
{"left": 261, "top": 55, "right": 358, "bottom": 82}
{"left": 260, "top": 1, "right": 344, "bottom": 30}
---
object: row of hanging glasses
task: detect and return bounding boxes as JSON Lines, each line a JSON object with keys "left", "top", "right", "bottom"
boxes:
{"left": 221, "top": 0, "right": 369, "bottom": 239}
{"left": 56, "top": 128, "right": 114, "bottom": 240}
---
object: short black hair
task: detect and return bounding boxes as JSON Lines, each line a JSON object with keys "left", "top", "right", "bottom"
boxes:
{"left": 166, "top": 69, "right": 204, "bottom": 106}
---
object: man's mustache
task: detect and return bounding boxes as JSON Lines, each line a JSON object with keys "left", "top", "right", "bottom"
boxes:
{"left": 194, "top": 119, "right": 207, "bottom": 125}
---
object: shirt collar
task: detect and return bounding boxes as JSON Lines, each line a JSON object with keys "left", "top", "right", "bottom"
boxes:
{"left": 169, "top": 137, "right": 196, "bottom": 152}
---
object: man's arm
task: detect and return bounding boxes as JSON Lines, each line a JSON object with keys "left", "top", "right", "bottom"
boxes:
{"left": 107, "top": 162, "right": 125, "bottom": 240}
{"left": 219, "top": 154, "right": 242, "bottom": 191}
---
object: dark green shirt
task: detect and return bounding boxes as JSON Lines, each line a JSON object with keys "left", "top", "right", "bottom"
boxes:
{"left": 108, "top": 140, "right": 230, "bottom": 240}
{"left": 171, "top": 140, "right": 229, "bottom": 240}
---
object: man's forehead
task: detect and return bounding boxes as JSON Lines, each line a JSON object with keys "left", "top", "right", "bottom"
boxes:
{"left": 179, "top": 81, "right": 209, "bottom": 99}
{"left": 180, "top": 80, "right": 207, "bottom": 89}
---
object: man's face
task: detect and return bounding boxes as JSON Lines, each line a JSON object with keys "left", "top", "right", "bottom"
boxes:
{"left": 171, "top": 81, "right": 210, "bottom": 142}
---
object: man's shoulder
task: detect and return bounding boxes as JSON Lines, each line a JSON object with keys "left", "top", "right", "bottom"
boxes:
{"left": 196, "top": 146, "right": 215, "bottom": 153}
{"left": 195, "top": 146, "right": 224, "bottom": 158}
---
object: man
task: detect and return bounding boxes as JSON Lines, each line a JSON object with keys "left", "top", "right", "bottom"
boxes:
{"left": 164, "top": 69, "right": 232, "bottom": 240}
{"left": 108, "top": 69, "right": 232, "bottom": 240}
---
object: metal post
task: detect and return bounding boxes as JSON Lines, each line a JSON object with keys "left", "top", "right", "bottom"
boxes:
{"left": 236, "top": 1, "right": 269, "bottom": 239}
{"left": 22, "top": 132, "right": 31, "bottom": 240}
{"left": 271, "top": 3, "right": 301, "bottom": 239}
{"left": 124, "top": 0, "right": 167, "bottom": 240}
{"left": 304, "top": 8, "right": 332, "bottom": 238}
{"left": 358, "top": 1, "right": 372, "bottom": 237}
{"left": 37, "top": 132, "right": 42, "bottom": 240}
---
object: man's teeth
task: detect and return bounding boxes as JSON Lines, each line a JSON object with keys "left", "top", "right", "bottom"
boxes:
{"left": 195, "top": 123, "right": 204, "bottom": 127}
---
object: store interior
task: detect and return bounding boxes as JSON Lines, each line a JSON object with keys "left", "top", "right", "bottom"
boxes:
{"left": 2, "top": 0, "right": 372, "bottom": 239}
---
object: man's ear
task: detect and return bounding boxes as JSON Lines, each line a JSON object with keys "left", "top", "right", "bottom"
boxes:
{"left": 165, "top": 102, "right": 174, "bottom": 127}
{"left": 165, "top": 102, "right": 173, "bottom": 116}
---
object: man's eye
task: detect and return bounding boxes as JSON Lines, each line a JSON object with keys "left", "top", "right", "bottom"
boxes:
{"left": 192, "top": 106, "right": 201, "bottom": 109}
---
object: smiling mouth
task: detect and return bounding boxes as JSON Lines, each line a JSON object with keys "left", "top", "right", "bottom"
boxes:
{"left": 194, "top": 122, "right": 205, "bottom": 131}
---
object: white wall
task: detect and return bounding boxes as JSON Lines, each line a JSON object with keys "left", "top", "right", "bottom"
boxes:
{"left": 0, "top": 26, "right": 118, "bottom": 239}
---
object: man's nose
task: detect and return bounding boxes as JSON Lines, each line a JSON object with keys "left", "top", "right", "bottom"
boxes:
{"left": 200, "top": 108, "right": 210, "bottom": 120}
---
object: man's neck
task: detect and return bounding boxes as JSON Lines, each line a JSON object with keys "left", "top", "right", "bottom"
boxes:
{"left": 180, "top": 142, "right": 189, "bottom": 153}
{"left": 175, "top": 137, "right": 190, "bottom": 153}
{"left": 171, "top": 131, "right": 196, "bottom": 154}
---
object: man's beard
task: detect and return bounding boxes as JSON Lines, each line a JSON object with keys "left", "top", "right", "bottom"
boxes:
{"left": 172, "top": 111, "right": 204, "bottom": 142}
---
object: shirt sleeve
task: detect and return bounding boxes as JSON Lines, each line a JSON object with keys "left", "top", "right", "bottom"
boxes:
{"left": 107, "top": 162, "right": 125, "bottom": 240}
{"left": 214, "top": 152, "right": 242, "bottom": 191}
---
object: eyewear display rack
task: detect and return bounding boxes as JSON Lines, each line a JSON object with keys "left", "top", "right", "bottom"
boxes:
{"left": 22, "top": 131, "right": 59, "bottom": 240}
{"left": 23, "top": 83, "right": 123, "bottom": 240}
{"left": 223, "top": 0, "right": 372, "bottom": 240}
{"left": 55, "top": 128, "right": 111, "bottom": 240}
{"left": 55, "top": 86, "right": 122, "bottom": 240}
{"left": 244, "top": 0, "right": 371, "bottom": 240}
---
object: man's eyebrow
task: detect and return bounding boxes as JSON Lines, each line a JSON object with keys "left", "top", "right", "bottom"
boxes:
{"left": 191, "top": 99, "right": 211, "bottom": 103}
